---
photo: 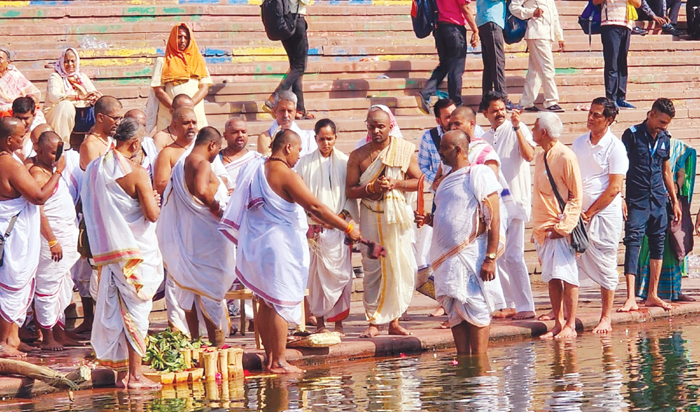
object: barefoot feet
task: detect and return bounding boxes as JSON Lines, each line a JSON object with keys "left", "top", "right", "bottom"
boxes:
{"left": 644, "top": 296, "right": 674, "bottom": 310}
{"left": 388, "top": 321, "right": 412, "bottom": 336}
{"left": 537, "top": 310, "right": 555, "bottom": 321}
{"left": 513, "top": 311, "right": 536, "bottom": 320}
{"left": 617, "top": 298, "right": 639, "bottom": 312}
{"left": 540, "top": 324, "right": 577, "bottom": 340}
{"left": 267, "top": 361, "right": 304, "bottom": 374}
{"left": 592, "top": 316, "right": 612, "bottom": 334}
{"left": 359, "top": 325, "right": 380, "bottom": 338}
{"left": 429, "top": 307, "right": 445, "bottom": 317}
{"left": 492, "top": 308, "right": 516, "bottom": 319}
{"left": 128, "top": 374, "right": 162, "bottom": 390}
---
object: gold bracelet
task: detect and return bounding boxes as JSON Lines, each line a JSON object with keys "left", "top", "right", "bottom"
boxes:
{"left": 48, "top": 240, "right": 58, "bottom": 248}
{"left": 366, "top": 182, "right": 375, "bottom": 195}
{"left": 344, "top": 222, "right": 354, "bottom": 235}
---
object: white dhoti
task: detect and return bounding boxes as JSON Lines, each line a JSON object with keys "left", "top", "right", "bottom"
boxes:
{"left": 82, "top": 149, "right": 163, "bottom": 369}
{"left": 430, "top": 166, "right": 504, "bottom": 328}
{"left": 35, "top": 178, "right": 79, "bottom": 329}
{"left": 357, "top": 137, "right": 417, "bottom": 325}
{"left": 497, "top": 218, "right": 535, "bottom": 313}
{"left": 0, "top": 196, "right": 39, "bottom": 326}
{"left": 157, "top": 160, "right": 235, "bottom": 336}
{"left": 535, "top": 236, "right": 579, "bottom": 286}
{"left": 220, "top": 158, "right": 309, "bottom": 325}
{"left": 222, "top": 150, "right": 262, "bottom": 191}
{"left": 577, "top": 210, "right": 623, "bottom": 291}
{"left": 296, "top": 148, "right": 357, "bottom": 322}
{"left": 307, "top": 229, "right": 353, "bottom": 321}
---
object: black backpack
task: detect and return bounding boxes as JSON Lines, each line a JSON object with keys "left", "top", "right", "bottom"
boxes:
{"left": 688, "top": 0, "right": 700, "bottom": 39}
{"left": 411, "top": 0, "right": 438, "bottom": 39}
{"left": 261, "top": 0, "right": 299, "bottom": 41}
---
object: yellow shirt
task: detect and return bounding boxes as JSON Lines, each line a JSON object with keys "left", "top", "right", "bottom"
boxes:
{"left": 532, "top": 141, "right": 582, "bottom": 245}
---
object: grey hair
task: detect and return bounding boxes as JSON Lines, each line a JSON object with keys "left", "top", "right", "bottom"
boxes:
{"left": 276, "top": 90, "right": 298, "bottom": 107}
{"left": 113, "top": 117, "right": 144, "bottom": 142}
{"left": 0, "top": 47, "right": 11, "bottom": 61}
{"left": 536, "top": 112, "right": 563, "bottom": 139}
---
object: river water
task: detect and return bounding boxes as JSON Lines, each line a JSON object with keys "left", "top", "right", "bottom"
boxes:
{"left": 4, "top": 316, "right": 700, "bottom": 411}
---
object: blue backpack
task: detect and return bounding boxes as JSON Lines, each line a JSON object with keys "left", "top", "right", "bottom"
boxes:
{"left": 578, "top": 0, "right": 602, "bottom": 35}
{"left": 504, "top": 1, "right": 527, "bottom": 44}
{"left": 411, "top": 0, "right": 438, "bottom": 39}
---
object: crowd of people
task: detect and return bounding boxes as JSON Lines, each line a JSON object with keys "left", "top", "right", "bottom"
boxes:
{"left": 0, "top": 0, "right": 696, "bottom": 388}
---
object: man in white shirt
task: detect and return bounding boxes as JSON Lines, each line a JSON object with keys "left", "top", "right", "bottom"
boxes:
{"left": 572, "top": 97, "right": 628, "bottom": 333}
{"left": 509, "top": 0, "right": 565, "bottom": 112}
{"left": 258, "top": 91, "right": 317, "bottom": 157}
{"left": 479, "top": 91, "right": 536, "bottom": 320}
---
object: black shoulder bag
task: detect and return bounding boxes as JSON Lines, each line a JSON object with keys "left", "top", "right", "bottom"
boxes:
{"left": 0, "top": 212, "right": 20, "bottom": 267}
{"left": 543, "top": 153, "right": 589, "bottom": 254}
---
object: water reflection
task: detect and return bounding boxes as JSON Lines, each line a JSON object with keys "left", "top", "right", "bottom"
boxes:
{"left": 5, "top": 318, "right": 700, "bottom": 411}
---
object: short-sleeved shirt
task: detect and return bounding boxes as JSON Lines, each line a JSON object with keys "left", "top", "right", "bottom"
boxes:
{"left": 437, "top": 0, "right": 469, "bottom": 26}
{"left": 572, "top": 129, "right": 629, "bottom": 211}
{"left": 622, "top": 121, "right": 670, "bottom": 208}
{"left": 476, "top": 0, "right": 506, "bottom": 29}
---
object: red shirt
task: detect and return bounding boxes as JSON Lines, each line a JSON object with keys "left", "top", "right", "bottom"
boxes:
{"left": 437, "top": 0, "right": 469, "bottom": 26}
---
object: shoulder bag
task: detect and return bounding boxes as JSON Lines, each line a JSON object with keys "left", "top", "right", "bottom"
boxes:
{"left": 543, "top": 153, "right": 589, "bottom": 254}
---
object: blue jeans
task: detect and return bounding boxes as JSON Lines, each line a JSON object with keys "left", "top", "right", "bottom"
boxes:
{"left": 421, "top": 23, "right": 467, "bottom": 106}
{"left": 600, "top": 25, "right": 631, "bottom": 102}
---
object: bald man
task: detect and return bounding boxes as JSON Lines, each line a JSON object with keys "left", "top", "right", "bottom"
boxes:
{"left": 415, "top": 130, "right": 503, "bottom": 356}
{"left": 79, "top": 96, "right": 123, "bottom": 170}
{"left": 29, "top": 131, "right": 81, "bottom": 351}
{"left": 221, "top": 129, "right": 361, "bottom": 373}
{"left": 153, "top": 107, "right": 199, "bottom": 195}
{"left": 153, "top": 94, "right": 195, "bottom": 151}
{"left": 125, "top": 109, "right": 158, "bottom": 178}
{"left": 157, "top": 127, "right": 235, "bottom": 346}
{"left": 346, "top": 109, "right": 422, "bottom": 338}
{"left": 219, "top": 117, "right": 261, "bottom": 192}
{"left": 0, "top": 118, "right": 66, "bottom": 358}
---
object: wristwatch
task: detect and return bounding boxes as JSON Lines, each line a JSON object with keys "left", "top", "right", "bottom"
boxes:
{"left": 513, "top": 125, "right": 520, "bottom": 132}
{"left": 485, "top": 252, "right": 497, "bottom": 261}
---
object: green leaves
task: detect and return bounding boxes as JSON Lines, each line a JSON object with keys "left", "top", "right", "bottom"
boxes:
{"left": 143, "top": 328, "right": 210, "bottom": 373}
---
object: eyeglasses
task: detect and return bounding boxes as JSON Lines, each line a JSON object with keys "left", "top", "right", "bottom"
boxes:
{"left": 104, "top": 114, "right": 123, "bottom": 122}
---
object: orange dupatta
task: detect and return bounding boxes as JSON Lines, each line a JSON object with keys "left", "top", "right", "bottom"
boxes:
{"left": 161, "top": 23, "right": 209, "bottom": 85}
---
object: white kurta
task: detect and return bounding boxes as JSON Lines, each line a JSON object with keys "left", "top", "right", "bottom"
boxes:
{"left": 82, "top": 149, "right": 163, "bottom": 370}
{"left": 431, "top": 165, "right": 504, "bottom": 328}
{"left": 267, "top": 120, "right": 318, "bottom": 157}
{"left": 221, "top": 150, "right": 262, "bottom": 191}
{"left": 35, "top": 176, "right": 79, "bottom": 329}
{"left": 296, "top": 148, "right": 357, "bottom": 321}
{"left": 157, "top": 160, "right": 235, "bottom": 335}
{"left": 0, "top": 193, "right": 39, "bottom": 326}
{"left": 220, "top": 158, "right": 309, "bottom": 325}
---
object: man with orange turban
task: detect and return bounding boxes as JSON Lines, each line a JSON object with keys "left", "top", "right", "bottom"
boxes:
{"left": 149, "top": 23, "right": 212, "bottom": 133}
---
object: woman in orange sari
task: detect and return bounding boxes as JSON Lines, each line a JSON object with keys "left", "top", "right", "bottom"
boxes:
{"left": 149, "top": 23, "right": 212, "bottom": 132}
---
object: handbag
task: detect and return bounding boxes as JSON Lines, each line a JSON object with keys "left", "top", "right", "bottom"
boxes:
{"left": 543, "top": 153, "right": 589, "bottom": 254}
{"left": 73, "top": 105, "right": 95, "bottom": 133}
{"left": 504, "top": 0, "right": 528, "bottom": 45}
{"left": 578, "top": 0, "right": 602, "bottom": 47}
{"left": 0, "top": 212, "right": 20, "bottom": 267}
{"left": 667, "top": 194, "right": 694, "bottom": 262}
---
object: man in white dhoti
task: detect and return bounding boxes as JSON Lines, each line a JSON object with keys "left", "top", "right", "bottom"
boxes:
{"left": 0, "top": 117, "right": 65, "bottom": 358}
{"left": 346, "top": 109, "right": 422, "bottom": 338}
{"left": 532, "top": 112, "right": 583, "bottom": 340}
{"left": 157, "top": 127, "right": 235, "bottom": 347}
{"left": 220, "top": 130, "right": 361, "bottom": 373}
{"left": 220, "top": 117, "right": 261, "bottom": 192}
{"left": 296, "top": 119, "right": 357, "bottom": 334}
{"left": 480, "top": 91, "right": 537, "bottom": 320}
{"left": 28, "top": 131, "right": 81, "bottom": 350}
{"left": 79, "top": 96, "right": 122, "bottom": 170}
{"left": 82, "top": 118, "right": 162, "bottom": 389}
{"left": 256, "top": 90, "right": 317, "bottom": 157}
{"left": 152, "top": 94, "right": 195, "bottom": 151}
{"left": 415, "top": 131, "right": 503, "bottom": 355}
{"left": 153, "top": 107, "right": 198, "bottom": 195}
{"left": 572, "top": 98, "right": 627, "bottom": 333}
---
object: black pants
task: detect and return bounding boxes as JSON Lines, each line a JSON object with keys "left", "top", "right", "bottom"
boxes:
{"left": 275, "top": 15, "right": 308, "bottom": 113}
{"left": 478, "top": 22, "right": 507, "bottom": 96}
{"left": 623, "top": 202, "right": 668, "bottom": 275}
{"left": 421, "top": 23, "right": 467, "bottom": 106}
{"left": 600, "top": 25, "right": 630, "bottom": 102}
